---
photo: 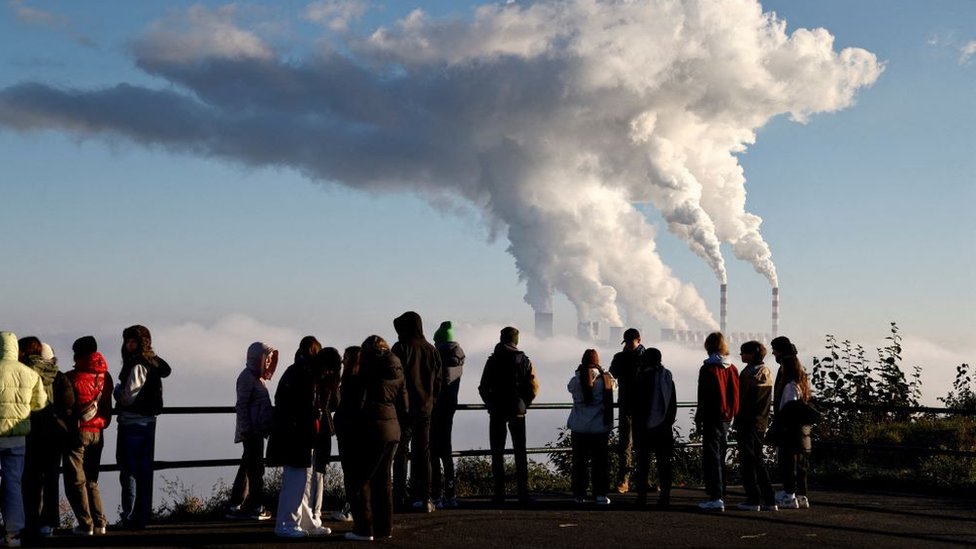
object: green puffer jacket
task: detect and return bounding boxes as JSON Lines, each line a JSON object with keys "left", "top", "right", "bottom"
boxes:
{"left": 0, "top": 332, "right": 49, "bottom": 437}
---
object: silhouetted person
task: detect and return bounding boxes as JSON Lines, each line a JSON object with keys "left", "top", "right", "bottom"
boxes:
{"left": 695, "top": 332, "right": 739, "bottom": 512}
{"left": 567, "top": 349, "right": 614, "bottom": 505}
{"left": 431, "top": 321, "right": 464, "bottom": 508}
{"left": 609, "top": 328, "right": 644, "bottom": 494}
{"left": 733, "top": 340, "right": 777, "bottom": 511}
{"left": 634, "top": 347, "right": 676, "bottom": 507}
{"left": 479, "top": 327, "right": 538, "bottom": 504}
{"left": 391, "top": 311, "right": 441, "bottom": 512}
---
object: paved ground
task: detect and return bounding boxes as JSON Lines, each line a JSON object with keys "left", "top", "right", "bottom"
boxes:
{"left": 28, "top": 488, "right": 976, "bottom": 548}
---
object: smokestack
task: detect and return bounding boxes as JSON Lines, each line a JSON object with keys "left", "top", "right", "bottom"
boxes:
{"left": 772, "top": 287, "right": 779, "bottom": 338}
{"left": 720, "top": 283, "right": 728, "bottom": 334}
{"left": 535, "top": 312, "right": 553, "bottom": 339}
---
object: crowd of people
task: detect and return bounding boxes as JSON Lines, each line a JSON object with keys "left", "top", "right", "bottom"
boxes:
{"left": 0, "top": 314, "right": 817, "bottom": 546}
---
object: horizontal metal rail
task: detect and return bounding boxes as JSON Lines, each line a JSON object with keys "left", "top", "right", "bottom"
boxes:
{"left": 102, "top": 401, "right": 972, "bottom": 471}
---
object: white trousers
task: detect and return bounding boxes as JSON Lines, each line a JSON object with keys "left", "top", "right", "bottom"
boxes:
{"left": 275, "top": 465, "right": 318, "bottom": 533}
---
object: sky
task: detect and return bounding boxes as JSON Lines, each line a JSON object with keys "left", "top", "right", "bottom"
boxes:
{"left": 1, "top": 0, "right": 974, "bottom": 517}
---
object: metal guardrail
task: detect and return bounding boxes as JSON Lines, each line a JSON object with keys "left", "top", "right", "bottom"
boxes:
{"left": 111, "top": 401, "right": 973, "bottom": 471}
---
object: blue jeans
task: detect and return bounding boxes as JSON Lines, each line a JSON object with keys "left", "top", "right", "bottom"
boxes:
{"left": 117, "top": 421, "right": 156, "bottom": 528}
{"left": 701, "top": 422, "right": 730, "bottom": 500}
{"left": 0, "top": 445, "right": 26, "bottom": 539}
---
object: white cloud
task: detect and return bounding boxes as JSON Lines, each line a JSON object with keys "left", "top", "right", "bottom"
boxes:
{"left": 133, "top": 5, "right": 273, "bottom": 64}
{"left": 960, "top": 40, "right": 976, "bottom": 64}
{"left": 8, "top": 0, "right": 64, "bottom": 27}
{"left": 305, "top": 0, "right": 367, "bottom": 31}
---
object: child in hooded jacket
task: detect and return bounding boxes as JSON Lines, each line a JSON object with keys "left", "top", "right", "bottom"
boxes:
{"left": 733, "top": 341, "right": 777, "bottom": 512}
{"left": 633, "top": 348, "right": 676, "bottom": 507}
{"left": 227, "top": 342, "right": 278, "bottom": 520}
{"left": 567, "top": 349, "right": 614, "bottom": 505}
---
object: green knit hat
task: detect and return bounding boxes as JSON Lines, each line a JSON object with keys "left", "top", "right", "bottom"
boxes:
{"left": 433, "top": 321, "right": 455, "bottom": 344}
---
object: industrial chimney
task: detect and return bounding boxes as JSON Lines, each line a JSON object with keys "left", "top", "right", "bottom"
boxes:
{"left": 535, "top": 312, "right": 554, "bottom": 339}
{"left": 720, "top": 283, "right": 728, "bottom": 334}
{"left": 772, "top": 287, "right": 779, "bottom": 338}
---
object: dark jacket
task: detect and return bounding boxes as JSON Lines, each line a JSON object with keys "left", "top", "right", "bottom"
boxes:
{"left": 435, "top": 342, "right": 464, "bottom": 409}
{"left": 116, "top": 356, "right": 171, "bottom": 417}
{"left": 479, "top": 343, "right": 538, "bottom": 418}
{"left": 609, "top": 344, "right": 645, "bottom": 414}
{"left": 634, "top": 361, "right": 677, "bottom": 430}
{"left": 392, "top": 312, "right": 442, "bottom": 416}
{"left": 24, "top": 355, "right": 70, "bottom": 438}
{"left": 268, "top": 360, "right": 327, "bottom": 468}
{"left": 734, "top": 362, "right": 773, "bottom": 433}
{"left": 695, "top": 354, "right": 739, "bottom": 425}
{"left": 770, "top": 377, "right": 816, "bottom": 452}
{"left": 350, "top": 348, "right": 409, "bottom": 445}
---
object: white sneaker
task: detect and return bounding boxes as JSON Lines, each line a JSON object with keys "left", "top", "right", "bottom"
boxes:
{"left": 796, "top": 495, "right": 810, "bottom": 509}
{"left": 71, "top": 526, "right": 93, "bottom": 536}
{"left": 328, "top": 503, "right": 353, "bottom": 522}
{"left": 735, "top": 502, "right": 761, "bottom": 511}
{"left": 776, "top": 493, "right": 799, "bottom": 509}
{"left": 307, "top": 526, "right": 331, "bottom": 537}
{"left": 94, "top": 526, "right": 107, "bottom": 535}
{"left": 595, "top": 496, "right": 611, "bottom": 505}
{"left": 698, "top": 499, "right": 725, "bottom": 511}
{"left": 275, "top": 528, "right": 307, "bottom": 538}
{"left": 345, "top": 532, "right": 374, "bottom": 541}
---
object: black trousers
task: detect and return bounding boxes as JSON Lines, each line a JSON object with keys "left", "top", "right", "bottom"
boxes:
{"left": 779, "top": 448, "right": 809, "bottom": 496}
{"left": 394, "top": 413, "right": 431, "bottom": 504}
{"left": 430, "top": 387, "right": 458, "bottom": 499}
{"left": 571, "top": 432, "right": 609, "bottom": 498}
{"left": 489, "top": 415, "right": 528, "bottom": 499}
{"left": 635, "top": 424, "right": 673, "bottom": 500}
{"left": 229, "top": 436, "right": 265, "bottom": 512}
{"left": 350, "top": 440, "right": 398, "bottom": 538}
{"left": 737, "top": 428, "right": 775, "bottom": 505}
{"left": 24, "top": 430, "right": 62, "bottom": 532}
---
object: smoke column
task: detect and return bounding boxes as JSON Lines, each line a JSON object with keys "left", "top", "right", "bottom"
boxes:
{"left": 0, "top": 1, "right": 881, "bottom": 328}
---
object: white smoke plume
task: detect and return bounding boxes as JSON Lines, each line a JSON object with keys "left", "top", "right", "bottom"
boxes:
{"left": 0, "top": 0, "right": 882, "bottom": 328}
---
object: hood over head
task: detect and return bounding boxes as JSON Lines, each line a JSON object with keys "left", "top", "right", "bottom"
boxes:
{"left": 0, "top": 332, "right": 18, "bottom": 362}
{"left": 393, "top": 311, "right": 424, "bottom": 341}
{"left": 246, "top": 342, "right": 277, "bottom": 377}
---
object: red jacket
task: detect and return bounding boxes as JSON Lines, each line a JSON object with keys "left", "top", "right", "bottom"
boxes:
{"left": 695, "top": 355, "right": 740, "bottom": 424}
{"left": 66, "top": 352, "right": 113, "bottom": 432}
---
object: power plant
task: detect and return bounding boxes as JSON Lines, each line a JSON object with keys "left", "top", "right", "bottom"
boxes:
{"left": 533, "top": 284, "right": 781, "bottom": 345}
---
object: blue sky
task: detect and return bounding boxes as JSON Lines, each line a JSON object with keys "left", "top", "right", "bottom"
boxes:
{"left": 1, "top": 0, "right": 973, "bottom": 389}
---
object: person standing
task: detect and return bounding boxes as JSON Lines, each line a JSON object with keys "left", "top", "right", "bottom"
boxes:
{"left": 391, "top": 311, "right": 441, "bottom": 513}
{"left": 478, "top": 326, "right": 539, "bottom": 504}
{"left": 633, "top": 347, "right": 677, "bottom": 507}
{"left": 62, "top": 336, "right": 113, "bottom": 536}
{"left": 567, "top": 349, "right": 614, "bottom": 505}
{"left": 0, "top": 332, "right": 49, "bottom": 547}
{"left": 344, "top": 336, "right": 408, "bottom": 541}
{"left": 769, "top": 336, "right": 816, "bottom": 510}
{"left": 18, "top": 338, "right": 68, "bottom": 539}
{"left": 309, "top": 348, "right": 341, "bottom": 526}
{"left": 431, "top": 321, "right": 464, "bottom": 509}
{"left": 114, "top": 324, "right": 171, "bottom": 530}
{"left": 608, "top": 328, "right": 644, "bottom": 494}
{"left": 269, "top": 337, "right": 330, "bottom": 538}
{"left": 227, "top": 342, "right": 278, "bottom": 520}
{"left": 733, "top": 341, "right": 777, "bottom": 512}
{"left": 695, "top": 332, "right": 739, "bottom": 512}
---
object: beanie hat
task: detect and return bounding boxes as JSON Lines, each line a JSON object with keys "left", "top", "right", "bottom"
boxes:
{"left": 500, "top": 326, "right": 519, "bottom": 346}
{"left": 433, "top": 321, "right": 455, "bottom": 344}
{"left": 72, "top": 336, "right": 98, "bottom": 356}
{"left": 40, "top": 343, "right": 55, "bottom": 361}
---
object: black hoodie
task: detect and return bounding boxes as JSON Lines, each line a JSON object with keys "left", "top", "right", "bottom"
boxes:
{"left": 357, "top": 347, "right": 409, "bottom": 444}
{"left": 392, "top": 312, "right": 442, "bottom": 416}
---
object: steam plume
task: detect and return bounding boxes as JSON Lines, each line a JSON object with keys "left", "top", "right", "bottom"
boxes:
{"left": 0, "top": 0, "right": 882, "bottom": 327}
